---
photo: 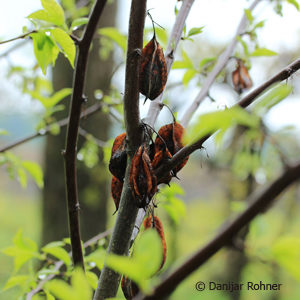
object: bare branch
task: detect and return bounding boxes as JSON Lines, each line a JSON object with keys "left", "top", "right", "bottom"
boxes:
{"left": 93, "top": 0, "right": 147, "bottom": 299}
{"left": 181, "top": 0, "right": 262, "bottom": 127}
{"left": 137, "top": 162, "right": 300, "bottom": 300}
{"left": 155, "top": 57, "right": 300, "bottom": 182}
{"left": 0, "top": 31, "right": 37, "bottom": 45}
{"left": 64, "top": 0, "right": 108, "bottom": 269}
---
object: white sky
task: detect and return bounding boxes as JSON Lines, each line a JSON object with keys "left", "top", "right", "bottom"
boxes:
{"left": 1, "top": 0, "right": 300, "bottom": 132}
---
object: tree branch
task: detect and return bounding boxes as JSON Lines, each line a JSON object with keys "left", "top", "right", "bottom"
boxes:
{"left": 137, "top": 162, "right": 300, "bottom": 300}
{"left": 181, "top": 0, "right": 262, "bottom": 127}
{"left": 64, "top": 0, "right": 107, "bottom": 269}
{"left": 93, "top": 0, "right": 147, "bottom": 299}
{"left": 155, "top": 57, "right": 300, "bottom": 181}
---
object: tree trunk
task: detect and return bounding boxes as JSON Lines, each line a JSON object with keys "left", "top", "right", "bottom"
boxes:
{"left": 42, "top": 0, "right": 117, "bottom": 245}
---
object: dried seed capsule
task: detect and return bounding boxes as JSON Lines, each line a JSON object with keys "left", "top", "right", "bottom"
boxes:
{"left": 153, "top": 122, "right": 189, "bottom": 184}
{"left": 144, "top": 216, "right": 167, "bottom": 270}
{"left": 140, "top": 36, "right": 167, "bottom": 101}
{"left": 111, "top": 176, "right": 123, "bottom": 214}
{"left": 129, "top": 145, "right": 157, "bottom": 208}
{"left": 109, "top": 133, "right": 127, "bottom": 182}
{"left": 232, "top": 59, "right": 252, "bottom": 94}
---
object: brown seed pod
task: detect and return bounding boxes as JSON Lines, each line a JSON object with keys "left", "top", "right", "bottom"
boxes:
{"left": 144, "top": 216, "right": 167, "bottom": 270}
{"left": 153, "top": 122, "right": 189, "bottom": 184}
{"left": 232, "top": 59, "right": 252, "bottom": 94}
{"left": 109, "top": 133, "right": 127, "bottom": 182}
{"left": 129, "top": 145, "right": 157, "bottom": 208}
{"left": 121, "top": 276, "right": 139, "bottom": 300}
{"left": 111, "top": 176, "right": 123, "bottom": 214}
{"left": 140, "top": 35, "right": 167, "bottom": 101}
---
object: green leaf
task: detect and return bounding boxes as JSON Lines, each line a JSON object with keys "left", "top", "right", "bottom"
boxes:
{"left": 173, "top": 49, "right": 193, "bottom": 69}
{"left": 253, "top": 20, "right": 265, "bottom": 30}
{"left": 199, "top": 57, "right": 216, "bottom": 71}
{"left": 51, "top": 28, "right": 76, "bottom": 67}
{"left": 184, "top": 106, "right": 259, "bottom": 144}
{"left": 251, "top": 47, "right": 277, "bottom": 57}
{"left": 2, "top": 230, "right": 42, "bottom": 272}
{"left": 272, "top": 236, "right": 300, "bottom": 281}
{"left": 46, "top": 268, "right": 92, "bottom": 300}
{"left": 253, "top": 84, "right": 292, "bottom": 114}
{"left": 70, "top": 17, "right": 89, "bottom": 31}
{"left": 244, "top": 9, "right": 254, "bottom": 24}
{"left": 38, "top": 88, "right": 72, "bottom": 108}
{"left": 28, "top": 0, "right": 65, "bottom": 26}
{"left": 85, "top": 248, "right": 106, "bottom": 270}
{"left": 287, "top": 0, "right": 300, "bottom": 11}
{"left": 31, "top": 32, "right": 59, "bottom": 74}
{"left": 236, "top": 36, "right": 249, "bottom": 56}
{"left": 49, "top": 122, "right": 61, "bottom": 135}
{"left": 17, "top": 167, "right": 27, "bottom": 188}
{"left": 106, "top": 230, "right": 162, "bottom": 292}
{"left": 183, "top": 69, "right": 196, "bottom": 87}
{"left": 77, "top": 139, "right": 99, "bottom": 168}
{"left": 86, "top": 271, "right": 98, "bottom": 290}
{"left": 2, "top": 275, "right": 29, "bottom": 291}
{"left": 0, "top": 128, "right": 9, "bottom": 135}
{"left": 42, "top": 245, "right": 71, "bottom": 266}
{"left": 22, "top": 161, "right": 44, "bottom": 188}
{"left": 98, "top": 27, "right": 127, "bottom": 53}
{"left": 187, "top": 26, "right": 204, "bottom": 37}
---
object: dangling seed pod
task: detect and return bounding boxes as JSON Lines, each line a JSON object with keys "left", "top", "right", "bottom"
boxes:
{"left": 129, "top": 145, "right": 157, "bottom": 208}
{"left": 232, "top": 59, "right": 252, "bottom": 94}
{"left": 144, "top": 215, "right": 167, "bottom": 270}
{"left": 152, "top": 122, "right": 189, "bottom": 184}
{"left": 109, "top": 133, "right": 127, "bottom": 182}
{"left": 139, "top": 35, "right": 167, "bottom": 101}
{"left": 121, "top": 276, "right": 139, "bottom": 300}
{"left": 111, "top": 176, "right": 123, "bottom": 214}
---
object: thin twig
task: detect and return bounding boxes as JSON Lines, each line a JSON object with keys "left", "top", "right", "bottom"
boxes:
{"left": 136, "top": 162, "right": 300, "bottom": 300}
{"left": 64, "top": 0, "right": 108, "bottom": 269}
{"left": 155, "top": 57, "right": 300, "bottom": 182}
{"left": 0, "top": 31, "right": 37, "bottom": 45}
{"left": 181, "top": 0, "right": 262, "bottom": 127}
{"left": 93, "top": 0, "right": 147, "bottom": 299}
{"left": 25, "top": 229, "right": 112, "bottom": 300}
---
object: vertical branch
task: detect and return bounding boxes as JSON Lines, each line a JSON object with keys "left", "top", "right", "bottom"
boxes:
{"left": 181, "top": 0, "right": 262, "bottom": 127}
{"left": 64, "top": 0, "right": 107, "bottom": 269}
{"left": 93, "top": 0, "right": 147, "bottom": 299}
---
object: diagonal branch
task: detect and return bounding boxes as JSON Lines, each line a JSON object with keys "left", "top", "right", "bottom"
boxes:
{"left": 0, "top": 31, "right": 37, "bottom": 45}
{"left": 64, "top": 0, "right": 107, "bottom": 269}
{"left": 155, "top": 57, "right": 300, "bottom": 182}
{"left": 137, "top": 161, "right": 300, "bottom": 300}
{"left": 181, "top": 0, "right": 262, "bottom": 127}
{"left": 93, "top": 0, "right": 147, "bottom": 299}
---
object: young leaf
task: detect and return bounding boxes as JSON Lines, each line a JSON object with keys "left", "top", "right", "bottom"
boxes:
{"left": 38, "top": 87, "right": 72, "bottom": 108}
{"left": 22, "top": 160, "right": 44, "bottom": 188}
{"left": 244, "top": 9, "right": 254, "bottom": 24}
{"left": 251, "top": 47, "right": 277, "bottom": 56}
{"left": 287, "top": 0, "right": 300, "bottom": 11}
{"left": 0, "top": 128, "right": 9, "bottom": 135}
{"left": 42, "top": 245, "right": 71, "bottom": 266}
{"left": 236, "top": 36, "right": 249, "bottom": 56}
{"left": 187, "top": 26, "right": 204, "bottom": 38}
{"left": 86, "top": 271, "right": 98, "bottom": 290}
{"left": 253, "top": 84, "right": 292, "bottom": 114}
{"left": 183, "top": 69, "right": 196, "bottom": 87}
{"left": 2, "top": 275, "right": 29, "bottom": 291}
{"left": 184, "top": 106, "right": 259, "bottom": 144}
{"left": 51, "top": 28, "right": 76, "bottom": 67}
{"left": 31, "top": 32, "right": 59, "bottom": 74}
{"left": 70, "top": 17, "right": 89, "bottom": 31}
{"left": 98, "top": 27, "right": 127, "bottom": 53}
